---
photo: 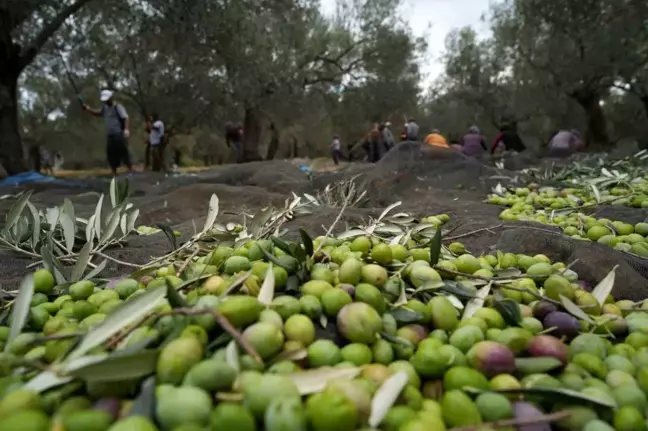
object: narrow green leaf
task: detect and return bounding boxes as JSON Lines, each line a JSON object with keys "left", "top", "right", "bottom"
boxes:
{"left": 24, "top": 371, "right": 72, "bottom": 393}
{"left": 377, "top": 201, "right": 402, "bottom": 222}
{"left": 202, "top": 194, "right": 219, "bottom": 233}
{"left": 591, "top": 266, "right": 617, "bottom": 307}
{"left": 5, "top": 273, "right": 34, "bottom": 351}
{"left": 166, "top": 277, "right": 188, "bottom": 308}
{"left": 368, "top": 371, "right": 409, "bottom": 427}
{"left": 99, "top": 207, "right": 122, "bottom": 244}
{"left": 110, "top": 177, "right": 118, "bottom": 208}
{"left": 440, "top": 281, "right": 478, "bottom": 300}
{"left": 258, "top": 263, "right": 275, "bottom": 306}
{"left": 299, "top": 229, "right": 314, "bottom": 256}
{"left": 66, "top": 285, "right": 167, "bottom": 360}
{"left": 25, "top": 201, "right": 41, "bottom": 249}
{"left": 71, "top": 240, "right": 93, "bottom": 282}
{"left": 93, "top": 195, "right": 104, "bottom": 242}
{"left": 389, "top": 308, "right": 424, "bottom": 324}
{"left": 117, "top": 178, "right": 129, "bottom": 206}
{"left": 66, "top": 350, "right": 159, "bottom": 382}
{"left": 380, "top": 333, "right": 413, "bottom": 347}
{"left": 291, "top": 243, "right": 307, "bottom": 265}
{"left": 63, "top": 198, "right": 76, "bottom": 227}
{"left": 429, "top": 228, "right": 442, "bottom": 266}
{"left": 464, "top": 386, "right": 615, "bottom": 409}
{"left": 560, "top": 295, "right": 594, "bottom": 324}
{"left": 156, "top": 223, "right": 178, "bottom": 251}
{"left": 86, "top": 214, "right": 96, "bottom": 242}
{"left": 494, "top": 298, "right": 522, "bottom": 326}
{"left": 84, "top": 260, "right": 108, "bottom": 280}
{"left": 225, "top": 340, "right": 240, "bottom": 373}
{"left": 128, "top": 376, "right": 156, "bottom": 419}
{"left": 4, "top": 190, "right": 32, "bottom": 233}
{"left": 41, "top": 244, "right": 67, "bottom": 284}
{"left": 45, "top": 207, "right": 60, "bottom": 231}
{"left": 260, "top": 247, "right": 293, "bottom": 271}
{"left": 463, "top": 282, "right": 491, "bottom": 320}
{"left": 126, "top": 208, "right": 140, "bottom": 234}
{"left": 271, "top": 237, "right": 294, "bottom": 256}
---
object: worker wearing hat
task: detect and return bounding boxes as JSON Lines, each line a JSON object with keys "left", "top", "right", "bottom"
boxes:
{"left": 82, "top": 89, "right": 133, "bottom": 175}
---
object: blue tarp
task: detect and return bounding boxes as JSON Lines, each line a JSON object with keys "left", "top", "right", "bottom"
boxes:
{"left": 0, "top": 171, "right": 85, "bottom": 188}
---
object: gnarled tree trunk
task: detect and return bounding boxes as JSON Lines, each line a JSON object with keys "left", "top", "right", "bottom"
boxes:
{"left": 265, "top": 122, "right": 280, "bottom": 160}
{"left": 571, "top": 88, "right": 610, "bottom": 150}
{"left": 0, "top": 45, "right": 27, "bottom": 175}
{"left": 242, "top": 105, "right": 262, "bottom": 162}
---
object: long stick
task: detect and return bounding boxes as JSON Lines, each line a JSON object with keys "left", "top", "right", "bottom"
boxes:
{"left": 56, "top": 48, "right": 83, "bottom": 105}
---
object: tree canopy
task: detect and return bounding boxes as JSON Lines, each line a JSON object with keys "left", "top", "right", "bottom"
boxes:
{"left": 2, "top": 0, "right": 648, "bottom": 172}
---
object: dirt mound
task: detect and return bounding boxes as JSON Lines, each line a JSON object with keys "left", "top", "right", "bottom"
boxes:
{"left": 138, "top": 183, "right": 288, "bottom": 226}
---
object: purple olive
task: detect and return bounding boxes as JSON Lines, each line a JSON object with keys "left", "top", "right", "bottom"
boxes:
{"left": 532, "top": 301, "right": 558, "bottom": 321}
{"left": 513, "top": 402, "right": 551, "bottom": 431}
{"left": 93, "top": 397, "right": 121, "bottom": 420}
{"left": 543, "top": 311, "right": 580, "bottom": 340}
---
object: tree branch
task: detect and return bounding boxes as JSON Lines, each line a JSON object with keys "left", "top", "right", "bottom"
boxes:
{"left": 19, "top": 0, "right": 95, "bottom": 71}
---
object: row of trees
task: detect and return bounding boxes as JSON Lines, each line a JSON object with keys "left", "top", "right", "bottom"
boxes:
{"left": 1, "top": 0, "right": 425, "bottom": 173}
{"left": 426, "top": 0, "right": 648, "bottom": 149}
{"left": 1, "top": 0, "right": 648, "bottom": 174}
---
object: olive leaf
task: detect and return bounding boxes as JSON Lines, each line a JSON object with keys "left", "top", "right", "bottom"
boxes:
{"left": 202, "top": 194, "right": 219, "bottom": 233}
{"left": 83, "top": 260, "right": 108, "bottom": 281}
{"left": 440, "top": 281, "right": 478, "bottom": 300}
{"left": 389, "top": 307, "right": 424, "bottom": 324}
{"left": 70, "top": 240, "right": 93, "bottom": 282}
{"left": 165, "top": 277, "right": 188, "bottom": 308}
{"left": 156, "top": 223, "right": 178, "bottom": 251}
{"left": 287, "top": 367, "right": 360, "bottom": 395}
{"left": 368, "top": 371, "right": 409, "bottom": 427}
{"left": 225, "top": 340, "right": 240, "bottom": 373}
{"left": 591, "top": 265, "right": 617, "bottom": 307}
{"left": 99, "top": 206, "right": 122, "bottom": 245}
{"left": 377, "top": 201, "right": 402, "bottom": 222}
{"left": 559, "top": 294, "right": 594, "bottom": 324}
{"left": 5, "top": 273, "right": 34, "bottom": 352}
{"left": 380, "top": 332, "right": 413, "bottom": 347}
{"left": 93, "top": 194, "right": 104, "bottom": 241}
{"left": 494, "top": 298, "right": 522, "bottom": 326}
{"left": 66, "top": 350, "right": 159, "bottom": 382}
{"left": 260, "top": 247, "right": 293, "bottom": 271}
{"left": 25, "top": 201, "right": 40, "bottom": 249}
{"left": 128, "top": 376, "right": 157, "bottom": 419}
{"left": 110, "top": 178, "right": 130, "bottom": 208}
{"left": 462, "top": 282, "right": 492, "bottom": 320}
{"left": 464, "top": 387, "right": 616, "bottom": 409}
{"left": 24, "top": 370, "right": 73, "bottom": 393}
{"left": 4, "top": 190, "right": 32, "bottom": 233}
{"left": 41, "top": 244, "right": 67, "bottom": 285}
{"left": 85, "top": 214, "right": 96, "bottom": 243}
{"left": 66, "top": 285, "right": 167, "bottom": 360}
{"left": 271, "top": 237, "right": 294, "bottom": 257}
{"left": 299, "top": 229, "right": 314, "bottom": 256}
{"left": 429, "top": 228, "right": 442, "bottom": 266}
{"left": 257, "top": 263, "right": 275, "bottom": 306}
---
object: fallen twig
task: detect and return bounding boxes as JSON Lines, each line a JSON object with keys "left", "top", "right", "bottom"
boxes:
{"left": 444, "top": 223, "right": 504, "bottom": 241}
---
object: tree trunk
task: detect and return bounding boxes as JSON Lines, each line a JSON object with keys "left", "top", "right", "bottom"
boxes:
{"left": 242, "top": 105, "right": 262, "bottom": 162}
{"left": 265, "top": 122, "right": 280, "bottom": 160}
{"left": 0, "top": 59, "right": 27, "bottom": 175}
{"left": 571, "top": 89, "right": 610, "bottom": 150}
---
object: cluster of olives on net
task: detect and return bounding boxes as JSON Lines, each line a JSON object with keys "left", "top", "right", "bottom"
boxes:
{"left": 487, "top": 185, "right": 648, "bottom": 258}
{"left": 0, "top": 218, "right": 647, "bottom": 431}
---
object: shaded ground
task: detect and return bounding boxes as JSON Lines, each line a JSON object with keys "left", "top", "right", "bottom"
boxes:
{"left": 1, "top": 143, "right": 647, "bottom": 299}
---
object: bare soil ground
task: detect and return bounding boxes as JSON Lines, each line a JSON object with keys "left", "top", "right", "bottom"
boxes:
{"left": 1, "top": 143, "right": 647, "bottom": 299}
